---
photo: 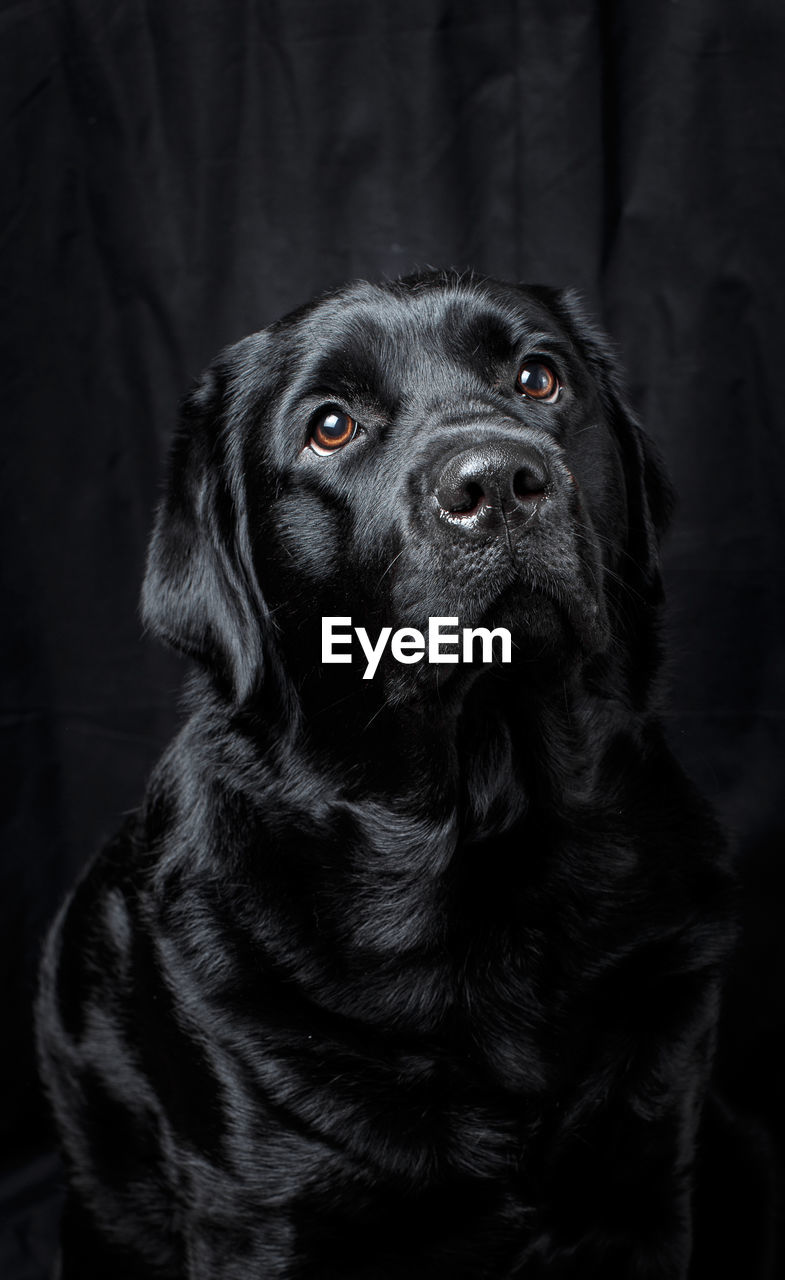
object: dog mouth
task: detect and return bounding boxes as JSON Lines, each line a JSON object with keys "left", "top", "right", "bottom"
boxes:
{"left": 418, "top": 472, "right": 609, "bottom": 653}
{"left": 386, "top": 543, "right": 608, "bottom": 678}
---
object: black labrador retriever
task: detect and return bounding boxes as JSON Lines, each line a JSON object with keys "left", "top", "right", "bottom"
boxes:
{"left": 37, "top": 271, "right": 735, "bottom": 1278}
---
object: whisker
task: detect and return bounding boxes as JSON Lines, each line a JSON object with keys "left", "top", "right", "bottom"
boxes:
{"left": 377, "top": 547, "right": 406, "bottom": 587}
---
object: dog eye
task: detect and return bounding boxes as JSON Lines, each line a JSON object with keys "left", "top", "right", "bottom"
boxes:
{"left": 516, "top": 360, "right": 560, "bottom": 402}
{"left": 309, "top": 410, "right": 358, "bottom": 455}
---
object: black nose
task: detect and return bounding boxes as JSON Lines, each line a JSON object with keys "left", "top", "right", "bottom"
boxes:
{"left": 434, "top": 442, "right": 551, "bottom": 524}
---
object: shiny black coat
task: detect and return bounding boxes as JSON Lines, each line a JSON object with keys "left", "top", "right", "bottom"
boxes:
{"left": 37, "top": 272, "right": 735, "bottom": 1278}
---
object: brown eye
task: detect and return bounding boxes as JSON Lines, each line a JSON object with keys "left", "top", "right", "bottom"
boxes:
{"left": 310, "top": 409, "right": 358, "bottom": 455}
{"left": 516, "top": 360, "right": 560, "bottom": 402}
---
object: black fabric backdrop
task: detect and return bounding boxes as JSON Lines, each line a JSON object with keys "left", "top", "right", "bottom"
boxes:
{"left": 2, "top": 1, "right": 784, "bottom": 1274}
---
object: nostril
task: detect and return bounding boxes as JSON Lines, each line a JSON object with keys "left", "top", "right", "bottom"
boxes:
{"left": 450, "top": 480, "right": 485, "bottom": 516}
{"left": 513, "top": 467, "right": 548, "bottom": 501}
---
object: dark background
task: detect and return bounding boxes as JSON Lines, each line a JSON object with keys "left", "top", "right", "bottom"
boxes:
{"left": 2, "top": 1, "right": 784, "bottom": 1275}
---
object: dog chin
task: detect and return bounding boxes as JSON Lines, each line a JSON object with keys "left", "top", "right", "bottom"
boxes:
{"left": 377, "top": 591, "right": 607, "bottom": 708}
{"left": 419, "top": 572, "right": 608, "bottom": 658}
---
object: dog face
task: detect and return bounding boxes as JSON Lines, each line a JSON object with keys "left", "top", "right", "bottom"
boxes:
{"left": 142, "top": 272, "right": 671, "bottom": 709}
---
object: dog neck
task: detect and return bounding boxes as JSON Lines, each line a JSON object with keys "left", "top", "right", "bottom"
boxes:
{"left": 223, "top": 653, "right": 652, "bottom": 847}
{"left": 144, "top": 662, "right": 668, "bottom": 1039}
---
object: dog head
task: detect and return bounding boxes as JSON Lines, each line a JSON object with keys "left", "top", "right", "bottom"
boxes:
{"left": 142, "top": 271, "right": 672, "bottom": 716}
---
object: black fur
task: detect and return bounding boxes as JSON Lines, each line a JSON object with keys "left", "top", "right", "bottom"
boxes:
{"left": 37, "top": 271, "right": 735, "bottom": 1278}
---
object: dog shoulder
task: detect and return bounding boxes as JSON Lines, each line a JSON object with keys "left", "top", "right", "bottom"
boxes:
{"left": 37, "top": 819, "right": 146, "bottom": 1076}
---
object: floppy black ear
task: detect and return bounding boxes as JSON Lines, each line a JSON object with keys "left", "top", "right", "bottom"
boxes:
{"left": 141, "top": 359, "right": 266, "bottom": 704}
{"left": 532, "top": 287, "right": 674, "bottom": 595}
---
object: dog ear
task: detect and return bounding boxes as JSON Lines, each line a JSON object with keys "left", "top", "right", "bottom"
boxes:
{"left": 530, "top": 287, "right": 674, "bottom": 597}
{"left": 141, "top": 356, "right": 267, "bottom": 704}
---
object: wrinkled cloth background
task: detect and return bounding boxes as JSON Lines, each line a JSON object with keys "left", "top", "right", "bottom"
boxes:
{"left": 1, "top": 1, "right": 783, "bottom": 1275}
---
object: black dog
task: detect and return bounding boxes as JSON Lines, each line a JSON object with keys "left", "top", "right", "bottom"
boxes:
{"left": 37, "top": 271, "right": 735, "bottom": 1278}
